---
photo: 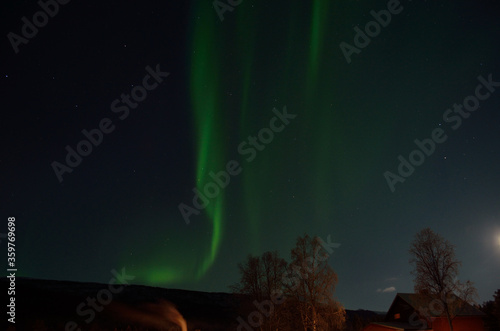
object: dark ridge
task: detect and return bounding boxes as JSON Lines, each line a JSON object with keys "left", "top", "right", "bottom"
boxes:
{"left": 3, "top": 277, "right": 384, "bottom": 330}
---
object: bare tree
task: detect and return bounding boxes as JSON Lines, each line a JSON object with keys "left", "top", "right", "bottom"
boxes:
{"left": 260, "top": 251, "right": 288, "bottom": 330}
{"left": 285, "top": 234, "right": 345, "bottom": 331}
{"left": 261, "top": 251, "right": 288, "bottom": 298}
{"left": 231, "top": 251, "right": 287, "bottom": 330}
{"left": 409, "top": 228, "right": 478, "bottom": 331}
{"left": 231, "top": 254, "right": 264, "bottom": 301}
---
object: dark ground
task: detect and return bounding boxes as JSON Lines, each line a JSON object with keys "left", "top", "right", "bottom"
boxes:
{"left": 2, "top": 277, "right": 384, "bottom": 330}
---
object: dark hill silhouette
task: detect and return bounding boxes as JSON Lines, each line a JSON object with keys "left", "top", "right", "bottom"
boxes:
{"left": 2, "top": 277, "right": 384, "bottom": 330}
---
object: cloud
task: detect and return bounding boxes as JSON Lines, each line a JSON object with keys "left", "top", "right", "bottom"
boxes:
{"left": 377, "top": 286, "right": 396, "bottom": 293}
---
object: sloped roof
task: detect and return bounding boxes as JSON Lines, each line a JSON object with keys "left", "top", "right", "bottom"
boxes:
{"left": 395, "top": 293, "right": 485, "bottom": 317}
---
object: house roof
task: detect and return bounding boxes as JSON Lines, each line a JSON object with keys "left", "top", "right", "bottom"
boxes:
{"left": 394, "top": 293, "right": 485, "bottom": 317}
{"left": 364, "top": 293, "right": 485, "bottom": 331}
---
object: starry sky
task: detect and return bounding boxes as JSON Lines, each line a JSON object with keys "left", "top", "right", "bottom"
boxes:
{"left": 1, "top": 0, "right": 500, "bottom": 311}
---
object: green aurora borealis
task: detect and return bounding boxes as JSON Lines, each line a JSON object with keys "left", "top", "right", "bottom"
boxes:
{"left": 129, "top": 0, "right": 500, "bottom": 288}
{"left": 5, "top": 0, "right": 500, "bottom": 311}
{"left": 174, "top": 0, "right": 398, "bottom": 283}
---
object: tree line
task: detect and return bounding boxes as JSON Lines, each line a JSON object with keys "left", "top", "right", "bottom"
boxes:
{"left": 231, "top": 229, "right": 500, "bottom": 331}
{"left": 231, "top": 234, "right": 346, "bottom": 330}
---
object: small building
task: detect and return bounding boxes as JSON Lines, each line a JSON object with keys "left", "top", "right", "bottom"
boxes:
{"left": 363, "top": 293, "right": 486, "bottom": 331}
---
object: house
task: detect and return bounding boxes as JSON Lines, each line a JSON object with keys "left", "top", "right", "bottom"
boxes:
{"left": 363, "top": 293, "right": 485, "bottom": 331}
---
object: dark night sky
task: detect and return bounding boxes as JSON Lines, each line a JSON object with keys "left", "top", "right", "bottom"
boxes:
{"left": 1, "top": 0, "right": 500, "bottom": 311}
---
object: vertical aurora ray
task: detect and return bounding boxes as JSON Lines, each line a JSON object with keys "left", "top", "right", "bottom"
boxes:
{"left": 302, "top": 0, "right": 395, "bottom": 213}
{"left": 305, "top": 0, "right": 344, "bottom": 220}
{"left": 237, "top": 1, "right": 324, "bottom": 247}
{"left": 125, "top": 1, "right": 399, "bottom": 286}
{"left": 126, "top": 1, "right": 227, "bottom": 285}
{"left": 307, "top": 0, "right": 330, "bottom": 92}
{"left": 235, "top": 4, "right": 262, "bottom": 252}
{"left": 189, "top": 0, "right": 225, "bottom": 278}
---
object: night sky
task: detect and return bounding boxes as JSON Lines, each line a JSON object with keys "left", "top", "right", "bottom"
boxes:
{"left": 1, "top": 0, "right": 500, "bottom": 311}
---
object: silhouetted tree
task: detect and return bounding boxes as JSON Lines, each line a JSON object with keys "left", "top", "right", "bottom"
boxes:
{"left": 409, "top": 228, "right": 477, "bottom": 331}
{"left": 284, "top": 234, "right": 345, "bottom": 331}
{"left": 231, "top": 254, "right": 265, "bottom": 301}
{"left": 231, "top": 251, "right": 288, "bottom": 330}
{"left": 481, "top": 289, "right": 500, "bottom": 331}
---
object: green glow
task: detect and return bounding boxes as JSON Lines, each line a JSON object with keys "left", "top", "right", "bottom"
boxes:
{"left": 236, "top": 4, "right": 262, "bottom": 252}
{"left": 130, "top": 1, "right": 225, "bottom": 285}
{"left": 189, "top": 0, "right": 225, "bottom": 279}
{"left": 198, "top": 198, "right": 223, "bottom": 277}
{"left": 308, "top": 0, "right": 330, "bottom": 86}
{"left": 305, "top": 0, "right": 339, "bottom": 221}
{"left": 142, "top": 267, "right": 187, "bottom": 284}
{"left": 125, "top": 0, "right": 397, "bottom": 286}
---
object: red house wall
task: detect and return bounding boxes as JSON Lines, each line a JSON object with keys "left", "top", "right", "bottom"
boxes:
{"left": 362, "top": 325, "right": 395, "bottom": 331}
{"left": 431, "top": 316, "right": 485, "bottom": 331}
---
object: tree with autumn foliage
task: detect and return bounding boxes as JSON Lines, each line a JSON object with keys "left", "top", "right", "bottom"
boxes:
{"left": 284, "top": 234, "right": 345, "bottom": 331}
